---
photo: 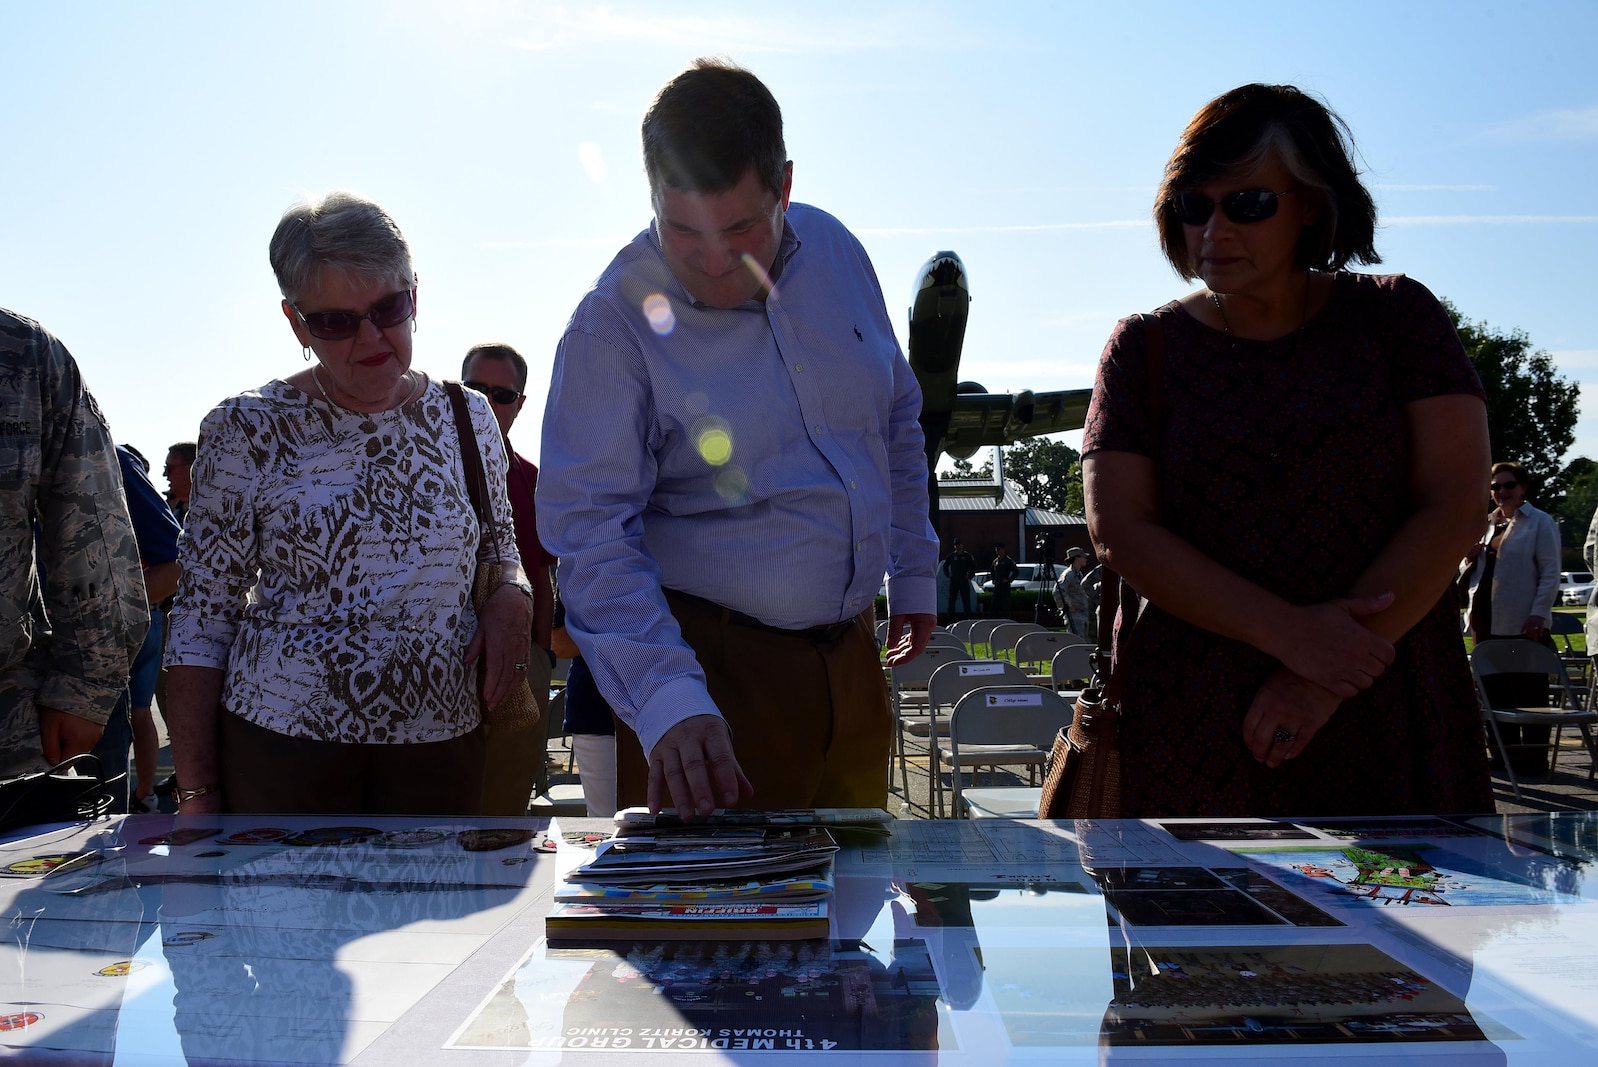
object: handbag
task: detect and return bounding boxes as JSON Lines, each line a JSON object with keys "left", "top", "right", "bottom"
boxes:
{"left": 1037, "top": 312, "right": 1166, "bottom": 819}
{"left": 1037, "top": 570, "right": 1130, "bottom": 818}
{"left": 444, "top": 382, "right": 542, "bottom": 733}
{"left": 0, "top": 753, "right": 113, "bottom": 833}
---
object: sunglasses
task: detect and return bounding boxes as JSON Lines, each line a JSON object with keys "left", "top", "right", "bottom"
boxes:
{"left": 464, "top": 380, "right": 523, "bottom": 405}
{"left": 294, "top": 289, "right": 415, "bottom": 341}
{"left": 1173, "top": 186, "right": 1296, "bottom": 226}
{"left": 1490, "top": 481, "right": 1521, "bottom": 492}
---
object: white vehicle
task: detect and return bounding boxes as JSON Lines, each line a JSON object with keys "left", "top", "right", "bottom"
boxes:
{"left": 1560, "top": 571, "right": 1595, "bottom": 606}
{"left": 980, "top": 563, "right": 1053, "bottom": 594}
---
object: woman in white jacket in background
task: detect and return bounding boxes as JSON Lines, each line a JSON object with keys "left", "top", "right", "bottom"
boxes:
{"left": 1461, "top": 460, "right": 1561, "bottom": 775}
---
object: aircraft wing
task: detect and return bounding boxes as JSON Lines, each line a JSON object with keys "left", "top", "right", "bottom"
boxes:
{"left": 940, "top": 387, "right": 1092, "bottom": 460}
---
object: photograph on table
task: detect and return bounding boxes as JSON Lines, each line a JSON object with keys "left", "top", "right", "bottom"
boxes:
{"left": 1238, "top": 844, "right": 1584, "bottom": 908}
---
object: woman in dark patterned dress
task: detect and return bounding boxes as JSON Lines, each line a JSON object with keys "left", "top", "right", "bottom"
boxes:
{"left": 1082, "top": 85, "right": 1494, "bottom": 817}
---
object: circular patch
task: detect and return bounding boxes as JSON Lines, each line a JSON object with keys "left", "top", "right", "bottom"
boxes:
{"left": 162, "top": 931, "right": 217, "bottom": 948}
{"left": 95, "top": 961, "right": 146, "bottom": 977}
{"left": 221, "top": 828, "right": 290, "bottom": 845}
{"left": 0, "top": 1012, "right": 42, "bottom": 1032}
{"left": 458, "top": 828, "right": 535, "bottom": 852}
{"left": 6, "top": 855, "right": 82, "bottom": 876}
{"left": 371, "top": 829, "right": 447, "bottom": 848}
{"left": 285, "top": 826, "right": 380, "bottom": 847}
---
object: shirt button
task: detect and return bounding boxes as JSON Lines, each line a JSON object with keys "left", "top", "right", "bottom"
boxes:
{"left": 794, "top": 363, "right": 804, "bottom": 372}
{"left": 814, "top": 425, "right": 824, "bottom": 435}
{"left": 857, "top": 541, "right": 865, "bottom": 552}
{"left": 850, "top": 480, "right": 857, "bottom": 489}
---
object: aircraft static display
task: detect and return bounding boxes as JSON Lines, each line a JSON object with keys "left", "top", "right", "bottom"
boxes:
{"left": 906, "top": 251, "right": 1092, "bottom": 524}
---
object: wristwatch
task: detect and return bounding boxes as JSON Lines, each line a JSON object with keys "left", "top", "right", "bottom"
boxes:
{"left": 175, "top": 783, "right": 220, "bottom": 803}
{"left": 502, "top": 577, "right": 535, "bottom": 601}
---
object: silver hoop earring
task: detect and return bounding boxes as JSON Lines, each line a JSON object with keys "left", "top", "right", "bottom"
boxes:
{"left": 411, "top": 319, "right": 418, "bottom": 334}
{"left": 302, "top": 346, "right": 313, "bottom": 362}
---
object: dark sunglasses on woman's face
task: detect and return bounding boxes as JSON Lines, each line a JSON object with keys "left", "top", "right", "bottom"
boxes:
{"left": 1173, "top": 186, "right": 1296, "bottom": 226}
{"left": 1490, "top": 481, "right": 1521, "bottom": 492}
{"left": 293, "top": 289, "right": 416, "bottom": 341}
{"left": 463, "top": 380, "right": 523, "bottom": 405}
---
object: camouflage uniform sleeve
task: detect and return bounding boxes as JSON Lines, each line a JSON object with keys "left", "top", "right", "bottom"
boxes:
{"left": 32, "top": 329, "right": 149, "bottom": 724}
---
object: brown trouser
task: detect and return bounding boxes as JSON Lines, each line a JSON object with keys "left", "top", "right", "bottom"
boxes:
{"left": 479, "top": 653, "right": 554, "bottom": 816}
{"left": 615, "top": 593, "right": 891, "bottom": 810}
{"left": 219, "top": 710, "right": 487, "bottom": 816}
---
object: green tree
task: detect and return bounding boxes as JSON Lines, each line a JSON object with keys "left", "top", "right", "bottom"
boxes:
{"left": 1550, "top": 456, "right": 1598, "bottom": 554}
{"left": 1001, "top": 435, "right": 1082, "bottom": 514}
{"left": 1445, "top": 300, "right": 1579, "bottom": 497}
{"left": 940, "top": 455, "right": 993, "bottom": 480}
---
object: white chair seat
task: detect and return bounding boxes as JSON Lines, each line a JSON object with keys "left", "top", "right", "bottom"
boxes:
{"left": 962, "top": 787, "right": 1043, "bottom": 819}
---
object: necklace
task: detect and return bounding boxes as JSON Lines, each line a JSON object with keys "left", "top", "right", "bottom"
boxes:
{"left": 311, "top": 364, "right": 422, "bottom": 412}
{"left": 1210, "top": 274, "right": 1312, "bottom": 341}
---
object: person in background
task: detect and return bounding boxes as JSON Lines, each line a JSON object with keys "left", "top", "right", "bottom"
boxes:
{"left": 90, "top": 444, "right": 181, "bottom": 812}
{"left": 539, "top": 59, "right": 937, "bottom": 817}
{"left": 1053, "top": 547, "right": 1092, "bottom": 637}
{"left": 1460, "top": 460, "right": 1561, "bottom": 775}
{"left": 1584, "top": 499, "right": 1598, "bottom": 671}
{"left": 941, "top": 538, "right": 976, "bottom": 619}
{"left": 1, "top": 307, "right": 147, "bottom": 780}
{"left": 550, "top": 591, "right": 617, "bottom": 817}
{"left": 164, "top": 191, "right": 530, "bottom": 816}
{"left": 461, "top": 342, "right": 556, "bottom": 815}
{"left": 1083, "top": 83, "right": 1492, "bottom": 817}
{"left": 990, "top": 543, "right": 1018, "bottom": 619}
{"left": 163, "top": 441, "right": 195, "bottom": 524}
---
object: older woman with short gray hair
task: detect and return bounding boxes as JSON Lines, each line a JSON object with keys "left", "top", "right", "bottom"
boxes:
{"left": 164, "top": 191, "right": 532, "bottom": 815}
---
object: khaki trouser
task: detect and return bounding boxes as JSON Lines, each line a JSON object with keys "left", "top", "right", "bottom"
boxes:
{"left": 615, "top": 593, "right": 891, "bottom": 811}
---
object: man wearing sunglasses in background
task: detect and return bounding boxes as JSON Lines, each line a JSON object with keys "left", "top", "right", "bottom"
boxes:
{"left": 461, "top": 343, "right": 555, "bottom": 816}
{"left": 539, "top": 59, "right": 937, "bottom": 819}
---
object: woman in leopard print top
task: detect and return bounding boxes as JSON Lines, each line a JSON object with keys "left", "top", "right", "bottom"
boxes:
{"left": 164, "top": 192, "right": 533, "bottom": 815}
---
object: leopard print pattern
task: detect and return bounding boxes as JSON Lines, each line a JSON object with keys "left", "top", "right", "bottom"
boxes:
{"left": 167, "top": 378, "right": 516, "bottom": 743}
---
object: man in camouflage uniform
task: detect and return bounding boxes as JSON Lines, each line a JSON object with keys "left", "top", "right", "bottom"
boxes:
{"left": 1, "top": 308, "right": 148, "bottom": 779}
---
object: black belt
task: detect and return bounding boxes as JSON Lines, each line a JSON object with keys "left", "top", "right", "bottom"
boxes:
{"left": 665, "top": 589, "right": 858, "bottom": 643}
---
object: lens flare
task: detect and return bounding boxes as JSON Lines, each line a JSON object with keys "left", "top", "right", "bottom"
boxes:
{"left": 714, "top": 466, "right": 750, "bottom": 503}
{"left": 740, "top": 252, "right": 777, "bottom": 298}
{"left": 577, "top": 141, "right": 607, "bottom": 183}
{"left": 695, "top": 421, "right": 733, "bottom": 466}
{"left": 642, "top": 293, "right": 675, "bottom": 335}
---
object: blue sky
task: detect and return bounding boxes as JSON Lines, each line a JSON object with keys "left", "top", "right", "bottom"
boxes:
{"left": 3, "top": 1, "right": 1595, "bottom": 482}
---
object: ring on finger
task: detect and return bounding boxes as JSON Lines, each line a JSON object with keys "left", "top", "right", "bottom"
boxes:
{"left": 1272, "top": 727, "right": 1295, "bottom": 746}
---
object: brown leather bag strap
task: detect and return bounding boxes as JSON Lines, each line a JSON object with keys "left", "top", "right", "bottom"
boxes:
{"left": 1094, "top": 312, "right": 1166, "bottom": 704}
{"left": 443, "top": 381, "right": 504, "bottom": 565}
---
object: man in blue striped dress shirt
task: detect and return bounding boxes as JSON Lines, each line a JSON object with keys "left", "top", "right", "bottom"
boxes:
{"left": 539, "top": 58, "right": 938, "bottom": 818}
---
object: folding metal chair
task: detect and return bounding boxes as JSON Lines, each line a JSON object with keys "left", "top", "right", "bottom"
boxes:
{"left": 1471, "top": 639, "right": 1598, "bottom": 799}
{"left": 920, "top": 660, "right": 1030, "bottom": 817}
{"left": 941, "top": 685, "right": 1075, "bottom": 818}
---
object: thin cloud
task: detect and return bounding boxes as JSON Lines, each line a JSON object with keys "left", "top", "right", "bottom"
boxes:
{"left": 506, "top": 4, "right": 957, "bottom": 54}
{"left": 1385, "top": 215, "right": 1598, "bottom": 226}
{"left": 859, "top": 220, "right": 1147, "bottom": 236}
{"left": 1482, "top": 104, "right": 1598, "bottom": 143}
{"left": 1374, "top": 184, "right": 1498, "bottom": 192}
{"left": 477, "top": 238, "right": 621, "bottom": 249}
{"left": 1552, "top": 349, "right": 1598, "bottom": 369}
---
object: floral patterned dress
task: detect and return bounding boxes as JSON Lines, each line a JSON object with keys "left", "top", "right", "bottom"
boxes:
{"left": 1082, "top": 272, "right": 1494, "bottom": 817}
